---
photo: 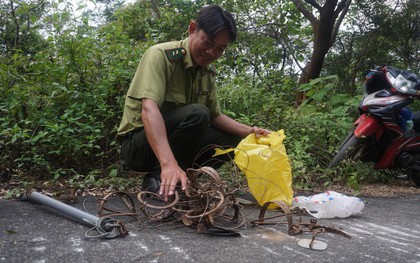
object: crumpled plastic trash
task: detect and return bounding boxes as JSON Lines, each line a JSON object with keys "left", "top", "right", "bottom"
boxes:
{"left": 291, "top": 191, "right": 365, "bottom": 218}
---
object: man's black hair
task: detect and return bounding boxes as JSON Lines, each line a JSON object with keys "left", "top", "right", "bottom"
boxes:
{"left": 195, "top": 5, "right": 237, "bottom": 43}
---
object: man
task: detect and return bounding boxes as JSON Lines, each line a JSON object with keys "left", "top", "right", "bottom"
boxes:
{"left": 117, "top": 5, "right": 270, "bottom": 201}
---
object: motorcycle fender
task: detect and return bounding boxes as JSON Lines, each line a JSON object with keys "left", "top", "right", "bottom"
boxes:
{"left": 354, "top": 114, "right": 384, "bottom": 140}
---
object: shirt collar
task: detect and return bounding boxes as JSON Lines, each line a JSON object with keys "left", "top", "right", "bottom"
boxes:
{"left": 181, "top": 38, "right": 194, "bottom": 69}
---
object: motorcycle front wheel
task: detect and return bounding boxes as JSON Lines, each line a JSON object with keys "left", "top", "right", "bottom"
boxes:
{"left": 328, "top": 133, "right": 366, "bottom": 168}
{"left": 407, "top": 153, "right": 420, "bottom": 187}
{"left": 410, "top": 171, "right": 420, "bottom": 187}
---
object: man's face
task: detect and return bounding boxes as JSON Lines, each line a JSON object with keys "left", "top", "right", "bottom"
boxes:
{"left": 188, "top": 21, "right": 230, "bottom": 67}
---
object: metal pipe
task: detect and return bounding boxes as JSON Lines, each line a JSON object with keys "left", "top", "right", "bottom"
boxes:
{"left": 22, "top": 191, "right": 127, "bottom": 239}
{"left": 28, "top": 191, "right": 99, "bottom": 226}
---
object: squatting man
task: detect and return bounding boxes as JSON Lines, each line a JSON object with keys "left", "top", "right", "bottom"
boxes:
{"left": 116, "top": 5, "right": 271, "bottom": 201}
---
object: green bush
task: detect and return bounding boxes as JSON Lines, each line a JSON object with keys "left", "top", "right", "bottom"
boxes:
{"left": 1, "top": 0, "right": 404, "bottom": 194}
{"left": 217, "top": 72, "right": 391, "bottom": 190}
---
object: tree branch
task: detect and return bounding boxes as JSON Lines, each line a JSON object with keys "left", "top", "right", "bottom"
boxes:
{"left": 304, "top": 0, "right": 321, "bottom": 9}
{"left": 291, "top": 0, "right": 317, "bottom": 24}
{"left": 10, "top": 0, "right": 19, "bottom": 49}
{"left": 330, "top": 0, "right": 352, "bottom": 47}
{"left": 150, "top": 0, "right": 161, "bottom": 19}
{"left": 335, "top": 0, "right": 349, "bottom": 13}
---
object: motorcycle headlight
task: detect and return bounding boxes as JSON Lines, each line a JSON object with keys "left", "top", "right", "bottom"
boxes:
{"left": 386, "top": 71, "right": 420, "bottom": 95}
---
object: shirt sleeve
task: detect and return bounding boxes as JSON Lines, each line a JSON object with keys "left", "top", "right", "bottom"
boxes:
{"left": 126, "top": 46, "right": 168, "bottom": 107}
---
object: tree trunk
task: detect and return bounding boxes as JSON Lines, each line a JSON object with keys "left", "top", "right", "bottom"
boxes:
{"left": 293, "top": 0, "right": 352, "bottom": 105}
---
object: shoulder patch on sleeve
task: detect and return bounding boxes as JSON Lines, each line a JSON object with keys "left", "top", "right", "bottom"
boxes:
{"left": 164, "top": 48, "right": 186, "bottom": 63}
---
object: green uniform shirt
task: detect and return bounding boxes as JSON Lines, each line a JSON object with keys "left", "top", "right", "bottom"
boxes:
{"left": 117, "top": 38, "right": 221, "bottom": 138}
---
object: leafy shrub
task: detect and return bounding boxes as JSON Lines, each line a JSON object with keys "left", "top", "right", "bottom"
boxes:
{"left": 218, "top": 72, "right": 388, "bottom": 190}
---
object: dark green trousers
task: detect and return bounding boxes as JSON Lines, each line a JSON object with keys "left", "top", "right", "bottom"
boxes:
{"left": 120, "top": 104, "right": 242, "bottom": 177}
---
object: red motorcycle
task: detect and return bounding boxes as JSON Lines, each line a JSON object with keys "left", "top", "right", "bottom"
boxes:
{"left": 329, "top": 66, "right": 420, "bottom": 186}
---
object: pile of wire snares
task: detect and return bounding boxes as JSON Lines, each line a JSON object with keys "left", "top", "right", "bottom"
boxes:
{"left": 97, "top": 166, "right": 246, "bottom": 236}
{"left": 96, "top": 151, "right": 352, "bottom": 241}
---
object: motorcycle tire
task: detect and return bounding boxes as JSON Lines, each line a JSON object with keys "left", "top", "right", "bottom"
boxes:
{"left": 411, "top": 174, "right": 420, "bottom": 187}
{"left": 329, "top": 133, "right": 365, "bottom": 168}
{"left": 407, "top": 153, "right": 420, "bottom": 187}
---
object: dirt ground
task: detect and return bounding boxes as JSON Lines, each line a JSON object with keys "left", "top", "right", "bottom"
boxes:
{"left": 1, "top": 178, "right": 419, "bottom": 201}
{"left": 314, "top": 180, "right": 420, "bottom": 197}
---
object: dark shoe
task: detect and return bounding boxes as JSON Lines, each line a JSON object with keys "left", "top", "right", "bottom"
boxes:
{"left": 141, "top": 174, "right": 161, "bottom": 193}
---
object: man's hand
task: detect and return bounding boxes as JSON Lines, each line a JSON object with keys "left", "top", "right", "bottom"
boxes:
{"left": 250, "top": 126, "right": 271, "bottom": 137}
{"left": 211, "top": 114, "right": 271, "bottom": 138}
{"left": 141, "top": 99, "right": 189, "bottom": 201}
{"left": 159, "top": 163, "right": 188, "bottom": 202}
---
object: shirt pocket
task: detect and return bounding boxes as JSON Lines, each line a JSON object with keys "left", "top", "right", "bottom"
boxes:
{"left": 196, "top": 88, "right": 210, "bottom": 104}
{"left": 166, "top": 89, "right": 187, "bottom": 106}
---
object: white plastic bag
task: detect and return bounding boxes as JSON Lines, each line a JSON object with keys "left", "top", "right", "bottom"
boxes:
{"left": 292, "top": 191, "right": 365, "bottom": 218}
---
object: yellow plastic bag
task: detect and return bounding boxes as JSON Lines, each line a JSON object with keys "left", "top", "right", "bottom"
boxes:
{"left": 234, "top": 130, "right": 293, "bottom": 209}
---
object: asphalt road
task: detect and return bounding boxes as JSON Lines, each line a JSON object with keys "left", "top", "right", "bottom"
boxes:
{"left": 1, "top": 192, "right": 419, "bottom": 263}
